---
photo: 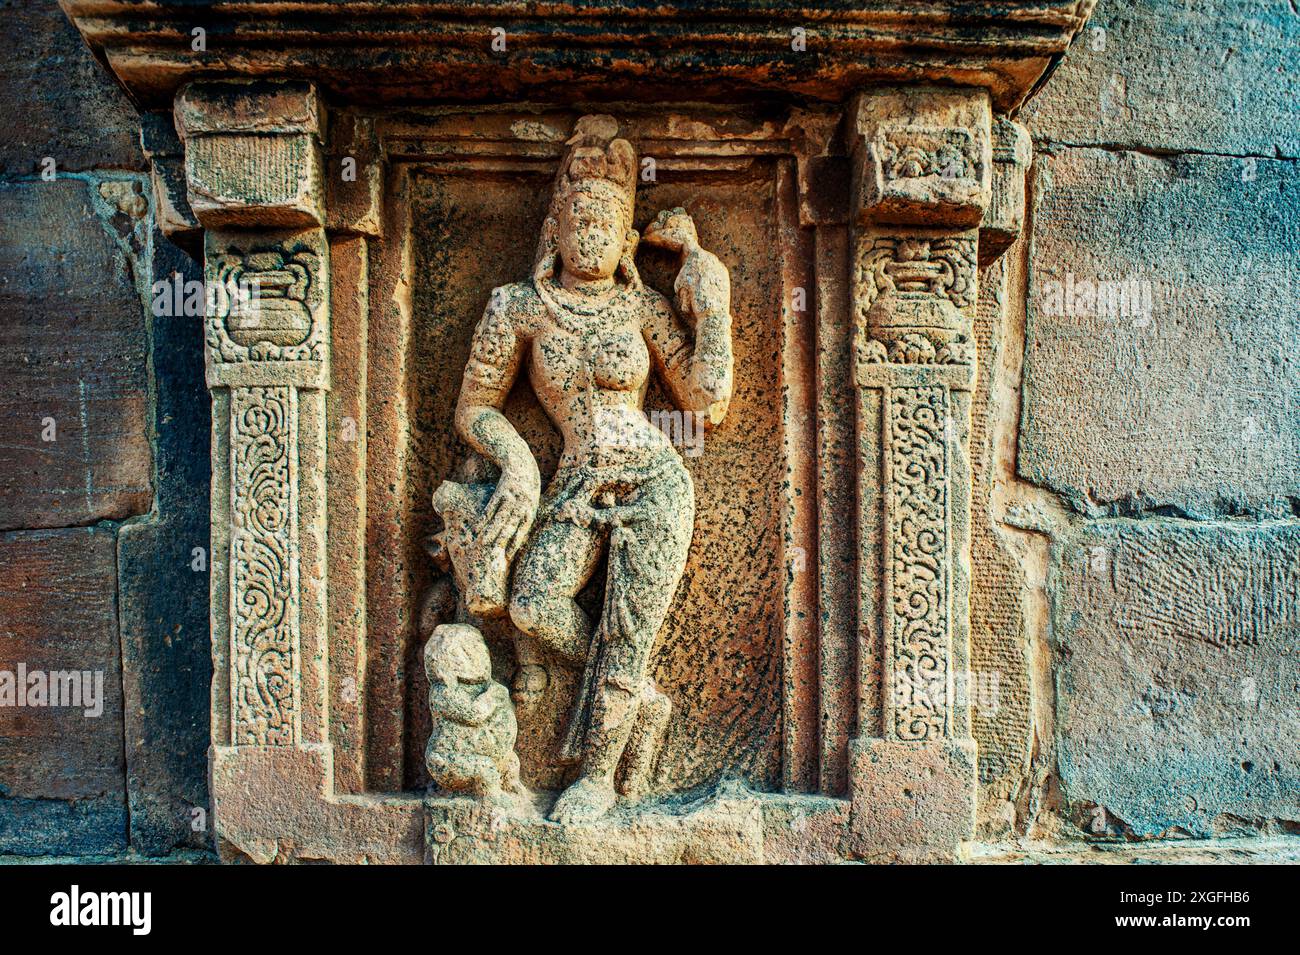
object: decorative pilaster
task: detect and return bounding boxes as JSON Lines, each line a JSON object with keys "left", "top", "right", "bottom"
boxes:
{"left": 847, "top": 86, "right": 990, "bottom": 862}
{"left": 176, "top": 80, "right": 331, "bottom": 750}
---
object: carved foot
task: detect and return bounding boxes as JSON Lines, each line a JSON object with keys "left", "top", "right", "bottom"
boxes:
{"left": 485, "top": 787, "right": 535, "bottom": 816}
{"left": 549, "top": 776, "right": 617, "bottom": 824}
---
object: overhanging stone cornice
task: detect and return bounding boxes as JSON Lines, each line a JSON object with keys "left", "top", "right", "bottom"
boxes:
{"left": 61, "top": 0, "right": 1096, "bottom": 112}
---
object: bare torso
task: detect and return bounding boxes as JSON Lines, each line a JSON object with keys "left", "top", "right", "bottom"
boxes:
{"left": 507, "top": 279, "right": 674, "bottom": 473}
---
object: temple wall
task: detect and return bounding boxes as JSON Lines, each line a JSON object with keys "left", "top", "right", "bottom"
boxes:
{"left": 986, "top": 0, "right": 1299, "bottom": 841}
{"left": 0, "top": 3, "right": 211, "bottom": 857}
{"left": 0, "top": 0, "right": 1294, "bottom": 859}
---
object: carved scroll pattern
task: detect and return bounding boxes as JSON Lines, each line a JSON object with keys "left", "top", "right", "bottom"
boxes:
{"left": 230, "top": 385, "right": 297, "bottom": 745}
{"left": 888, "top": 385, "right": 950, "bottom": 741}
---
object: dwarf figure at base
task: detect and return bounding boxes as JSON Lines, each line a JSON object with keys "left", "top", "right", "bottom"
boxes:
{"left": 425, "top": 623, "right": 526, "bottom": 809}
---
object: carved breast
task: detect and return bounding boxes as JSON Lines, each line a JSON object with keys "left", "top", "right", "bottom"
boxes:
{"left": 532, "top": 324, "right": 649, "bottom": 396}
{"left": 590, "top": 327, "right": 648, "bottom": 391}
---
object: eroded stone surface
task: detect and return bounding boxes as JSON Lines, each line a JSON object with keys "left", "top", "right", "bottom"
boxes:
{"left": 62, "top": 1, "right": 1098, "bottom": 113}
{"left": 1022, "top": 146, "right": 1299, "bottom": 515}
{"left": 970, "top": 257, "right": 1037, "bottom": 838}
{"left": 1054, "top": 522, "right": 1299, "bottom": 837}
{"left": 424, "top": 624, "right": 525, "bottom": 809}
{"left": 401, "top": 122, "right": 787, "bottom": 799}
{"left": 0, "top": 4, "right": 144, "bottom": 176}
{"left": 0, "top": 178, "right": 152, "bottom": 530}
{"left": 424, "top": 791, "right": 765, "bottom": 865}
{"left": 0, "top": 528, "right": 126, "bottom": 855}
{"left": 27, "top": 0, "right": 1300, "bottom": 868}
{"left": 845, "top": 737, "right": 978, "bottom": 863}
{"left": 1022, "top": 0, "right": 1300, "bottom": 158}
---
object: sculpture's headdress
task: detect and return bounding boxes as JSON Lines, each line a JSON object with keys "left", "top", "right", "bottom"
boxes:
{"left": 534, "top": 114, "right": 641, "bottom": 288}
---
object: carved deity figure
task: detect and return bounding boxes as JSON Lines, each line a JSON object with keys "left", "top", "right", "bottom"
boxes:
{"left": 424, "top": 624, "right": 525, "bottom": 808}
{"left": 437, "top": 114, "right": 734, "bottom": 823}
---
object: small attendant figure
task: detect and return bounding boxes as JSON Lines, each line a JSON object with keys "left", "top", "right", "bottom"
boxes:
{"left": 424, "top": 623, "right": 526, "bottom": 809}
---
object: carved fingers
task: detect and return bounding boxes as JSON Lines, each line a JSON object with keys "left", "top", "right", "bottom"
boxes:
{"left": 641, "top": 206, "right": 696, "bottom": 252}
{"left": 555, "top": 497, "right": 648, "bottom": 530}
{"left": 482, "top": 475, "right": 538, "bottom": 557}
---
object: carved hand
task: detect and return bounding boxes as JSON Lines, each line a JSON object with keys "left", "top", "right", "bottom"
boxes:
{"left": 642, "top": 207, "right": 730, "bottom": 324}
{"left": 555, "top": 497, "right": 647, "bottom": 530}
{"left": 481, "top": 461, "right": 540, "bottom": 557}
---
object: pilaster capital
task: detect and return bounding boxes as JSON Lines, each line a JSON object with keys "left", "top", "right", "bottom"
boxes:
{"left": 176, "top": 79, "right": 325, "bottom": 230}
{"left": 849, "top": 86, "right": 992, "bottom": 230}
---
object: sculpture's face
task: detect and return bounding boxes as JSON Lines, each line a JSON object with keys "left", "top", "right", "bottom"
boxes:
{"left": 426, "top": 625, "right": 491, "bottom": 687}
{"left": 557, "top": 190, "right": 625, "bottom": 281}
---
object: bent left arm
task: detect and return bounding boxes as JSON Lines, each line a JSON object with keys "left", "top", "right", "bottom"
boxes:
{"left": 642, "top": 246, "right": 734, "bottom": 427}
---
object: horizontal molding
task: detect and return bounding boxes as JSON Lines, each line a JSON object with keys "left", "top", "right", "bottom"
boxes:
{"left": 62, "top": 0, "right": 1096, "bottom": 110}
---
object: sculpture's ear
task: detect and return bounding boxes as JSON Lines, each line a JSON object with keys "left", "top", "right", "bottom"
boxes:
{"left": 533, "top": 216, "right": 559, "bottom": 280}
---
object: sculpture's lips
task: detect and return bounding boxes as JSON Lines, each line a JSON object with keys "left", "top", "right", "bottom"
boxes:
{"left": 887, "top": 260, "right": 948, "bottom": 289}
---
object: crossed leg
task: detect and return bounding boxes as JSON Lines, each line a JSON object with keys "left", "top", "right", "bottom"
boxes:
{"left": 549, "top": 469, "right": 695, "bottom": 823}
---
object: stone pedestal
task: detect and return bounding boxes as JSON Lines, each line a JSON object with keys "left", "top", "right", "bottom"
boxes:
{"left": 846, "top": 738, "right": 978, "bottom": 863}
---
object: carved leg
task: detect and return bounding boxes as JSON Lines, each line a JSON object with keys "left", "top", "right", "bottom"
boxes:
{"left": 466, "top": 759, "right": 506, "bottom": 806}
{"left": 509, "top": 516, "right": 603, "bottom": 666}
{"left": 509, "top": 512, "right": 604, "bottom": 787}
{"left": 551, "top": 467, "right": 694, "bottom": 824}
{"left": 510, "top": 635, "right": 550, "bottom": 712}
{"left": 617, "top": 681, "right": 672, "bottom": 799}
{"left": 501, "top": 749, "right": 524, "bottom": 794}
{"left": 429, "top": 749, "right": 513, "bottom": 807}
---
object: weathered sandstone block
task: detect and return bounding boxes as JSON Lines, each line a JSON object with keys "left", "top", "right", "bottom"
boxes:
{"left": 0, "top": 179, "right": 152, "bottom": 530}
{"left": 0, "top": 4, "right": 143, "bottom": 175}
{"left": 1055, "top": 522, "right": 1300, "bottom": 837}
{"left": 0, "top": 528, "right": 126, "bottom": 855}
{"left": 1022, "top": 147, "right": 1299, "bottom": 515}
{"left": 1022, "top": 0, "right": 1300, "bottom": 157}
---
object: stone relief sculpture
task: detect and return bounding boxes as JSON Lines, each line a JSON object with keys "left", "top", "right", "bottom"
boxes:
{"left": 424, "top": 624, "right": 526, "bottom": 809}
{"left": 429, "top": 115, "right": 734, "bottom": 823}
